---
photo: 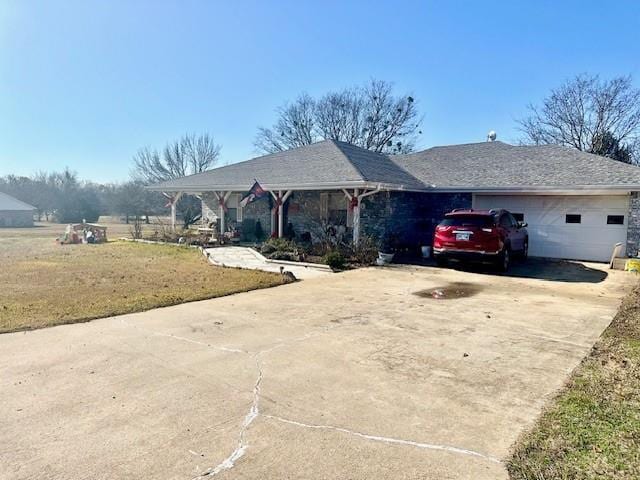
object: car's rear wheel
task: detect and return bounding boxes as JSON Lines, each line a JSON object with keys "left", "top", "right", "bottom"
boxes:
{"left": 497, "top": 247, "right": 510, "bottom": 272}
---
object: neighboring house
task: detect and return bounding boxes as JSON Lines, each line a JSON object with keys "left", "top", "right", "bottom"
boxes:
{"left": 149, "top": 140, "right": 640, "bottom": 262}
{"left": 0, "top": 192, "right": 36, "bottom": 227}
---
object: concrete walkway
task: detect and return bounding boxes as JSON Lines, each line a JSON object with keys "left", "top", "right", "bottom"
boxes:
{"left": 204, "top": 246, "right": 330, "bottom": 279}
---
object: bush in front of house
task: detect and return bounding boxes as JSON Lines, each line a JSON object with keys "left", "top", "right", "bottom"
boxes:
{"left": 350, "top": 236, "right": 379, "bottom": 265}
{"left": 323, "top": 250, "right": 346, "bottom": 270}
{"left": 260, "top": 237, "right": 299, "bottom": 260}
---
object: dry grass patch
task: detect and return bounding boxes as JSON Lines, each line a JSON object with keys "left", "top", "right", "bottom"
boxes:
{"left": 508, "top": 282, "right": 640, "bottom": 480}
{"left": 0, "top": 234, "right": 286, "bottom": 333}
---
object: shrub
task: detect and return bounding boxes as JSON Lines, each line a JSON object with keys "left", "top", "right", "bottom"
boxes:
{"left": 262, "top": 237, "right": 297, "bottom": 252}
{"left": 260, "top": 237, "right": 299, "bottom": 260}
{"left": 351, "top": 236, "right": 379, "bottom": 265}
{"left": 323, "top": 250, "right": 346, "bottom": 270}
{"left": 268, "top": 251, "right": 297, "bottom": 261}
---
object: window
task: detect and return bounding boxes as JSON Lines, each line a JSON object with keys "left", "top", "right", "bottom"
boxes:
{"left": 512, "top": 213, "right": 524, "bottom": 222}
{"left": 607, "top": 215, "right": 624, "bottom": 225}
{"left": 439, "top": 215, "right": 494, "bottom": 228}
{"left": 499, "top": 214, "right": 515, "bottom": 228}
{"left": 320, "top": 193, "right": 347, "bottom": 225}
{"left": 566, "top": 214, "right": 581, "bottom": 224}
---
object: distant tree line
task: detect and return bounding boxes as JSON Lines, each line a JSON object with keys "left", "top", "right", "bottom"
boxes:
{"left": 0, "top": 170, "right": 165, "bottom": 224}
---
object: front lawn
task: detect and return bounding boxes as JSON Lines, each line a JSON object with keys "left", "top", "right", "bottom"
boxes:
{"left": 0, "top": 232, "right": 286, "bottom": 333}
{"left": 508, "top": 282, "right": 640, "bottom": 479}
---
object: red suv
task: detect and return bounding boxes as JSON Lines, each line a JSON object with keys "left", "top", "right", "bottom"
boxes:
{"left": 433, "top": 209, "right": 528, "bottom": 271}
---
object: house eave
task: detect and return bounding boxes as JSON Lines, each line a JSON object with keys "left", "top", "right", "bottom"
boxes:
{"left": 146, "top": 181, "right": 426, "bottom": 193}
{"left": 427, "top": 185, "right": 640, "bottom": 195}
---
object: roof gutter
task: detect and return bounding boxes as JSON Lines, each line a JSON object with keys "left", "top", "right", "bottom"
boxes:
{"left": 146, "top": 181, "right": 425, "bottom": 193}
{"left": 428, "top": 185, "right": 640, "bottom": 194}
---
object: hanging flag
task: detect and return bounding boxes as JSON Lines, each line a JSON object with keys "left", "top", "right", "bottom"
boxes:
{"left": 240, "top": 180, "right": 266, "bottom": 207}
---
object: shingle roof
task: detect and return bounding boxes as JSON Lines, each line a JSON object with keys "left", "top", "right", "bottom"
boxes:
{"left": 0, "top": 191, "right": 36, "bottom": 211}
{"left": 148, "top": 139, "right": 640, "bottom": 193}
{"left": 149, "top": 139, "right": 424, "bottom": 192}
{"left": 394, "top": 141, "right": 640, "bottom": 190}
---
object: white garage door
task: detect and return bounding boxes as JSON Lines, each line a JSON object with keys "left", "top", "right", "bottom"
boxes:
{"left": 473, "top": 195, "right": 629, "bottom": 262}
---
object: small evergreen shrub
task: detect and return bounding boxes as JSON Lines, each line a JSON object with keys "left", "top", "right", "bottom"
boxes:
{"left": 323, "top": 250, "right": 346, "bottom": 270}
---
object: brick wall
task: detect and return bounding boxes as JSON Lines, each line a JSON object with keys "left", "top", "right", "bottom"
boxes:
{"left": 627, "top": 192, "right": 640, "bottom": 257}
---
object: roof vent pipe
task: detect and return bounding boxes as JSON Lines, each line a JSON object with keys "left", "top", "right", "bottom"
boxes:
{"left": 487, "top": 131, "right": 497, "bottom": 142}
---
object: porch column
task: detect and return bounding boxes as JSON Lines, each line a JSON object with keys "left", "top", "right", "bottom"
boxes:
{"left": 343, "top": 187, "right": 381, "bottom": 246}
{"left": 277, "top": 190, "right": 292, "bottom": 238}
{"left": 269, "top": 190, "right": 292, "bottom": 238}
{"left": 213, "top": 191, "right": 232, "bottom": 236}
{"left": 166, "top": 192, "right": 183, "bottom": 232}
{"left": 352, "top": 188, "right": 360, "bottom": 246}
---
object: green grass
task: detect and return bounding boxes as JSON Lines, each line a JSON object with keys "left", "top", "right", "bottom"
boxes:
{"left": 0, "top": 226, "right": 287, "bottom": 333}
{"left": 508, "top": 283, "right": 640, "bottom": 479}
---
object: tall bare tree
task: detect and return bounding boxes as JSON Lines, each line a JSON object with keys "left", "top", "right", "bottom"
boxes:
{"left": 132, "top": 133, "right": 221, "bottom": 184}
{"left": 255, "top": 93, "right": 316, "bottom": 154}
{"left": 519, "top": 74, "right": 640, "bottom": 164}
{"left": 255, "top": 80, "right": 422, "bottom": 154}
{"left": 132, "top": 133, "right": 221, "bottom": 227}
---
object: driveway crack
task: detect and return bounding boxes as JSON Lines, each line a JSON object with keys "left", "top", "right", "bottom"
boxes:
{"left": 262, "top": 414, "right": 502, "bottom": 464}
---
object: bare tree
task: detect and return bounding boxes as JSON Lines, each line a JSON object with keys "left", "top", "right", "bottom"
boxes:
{"left": 255, "top": 80, "right": 422, "bottom": 154}
{"left": 181, "top": 133, "right": 222, "bottom": 173}
{"left": 519, "top": 74, "right": 640, "bottom": 164}
{"left": 131, "top": 133, "right": 221, "bottom": 228}
{"left": 132, "top": 133, "right": 221, "bottom": 183}
{"left": 254, "top": 93, "right": 316, "bottom": 153}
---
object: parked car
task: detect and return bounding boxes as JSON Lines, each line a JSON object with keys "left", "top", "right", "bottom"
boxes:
{"left": 433, "top": 209, "right": 528, "bottom": 271}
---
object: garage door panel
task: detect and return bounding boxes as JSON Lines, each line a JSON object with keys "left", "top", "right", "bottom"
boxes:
{"left": 473, "top": 194, "right": 629, "bottom": 261}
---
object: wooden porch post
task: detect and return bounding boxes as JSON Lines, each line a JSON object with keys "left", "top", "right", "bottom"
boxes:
{"left": 168, "top": 192, "right": 183, "bottom": 232}
{"left": 352, "top": 188, "right": 360, "bottom": 246}
{"left": 270, "top": 190, "right": 292, "bottom": 238}
{"left": 343, "top": 187, "right": 381, "bottom": 246}
{"left": 277, "top": 190, "right": 292, "bottom": 238}
{"left": 213, "top": 191, "right": 232, "bottom": 237}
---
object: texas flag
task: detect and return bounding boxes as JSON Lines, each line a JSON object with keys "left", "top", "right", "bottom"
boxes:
{"left": 240, "top": 180, "right": 266, "bottom": 207}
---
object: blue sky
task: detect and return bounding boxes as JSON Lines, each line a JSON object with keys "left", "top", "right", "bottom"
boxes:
{"left": 1, "top": 0, "right": 639, "bottom": 182}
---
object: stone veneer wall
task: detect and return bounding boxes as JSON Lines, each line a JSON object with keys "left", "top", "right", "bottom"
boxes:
{"left": 0, "top": 210, "right": 34, "bottom": 227}
{"left": 286, "top": 191, "right": 332, "bottom": 241}
{"left": 360, "top": 192, "right": 472, "bottom": 249}
{"left": 627, "top": 192, "right": 640, "bottom": 257}
{"left": 204, "top": 189, "right": 472, "bottom": 248}
{"left": 243, "top": 196, "right": 272, "bottom": 238}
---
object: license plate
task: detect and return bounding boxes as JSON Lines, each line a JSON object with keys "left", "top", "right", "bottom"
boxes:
{"left": 456, "top": 232, "right": 471, "bottom": 241}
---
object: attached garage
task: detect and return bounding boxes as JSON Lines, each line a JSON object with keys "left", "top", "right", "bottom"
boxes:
{"left": 473, "top": 194, "right": 630, "bottom": 262}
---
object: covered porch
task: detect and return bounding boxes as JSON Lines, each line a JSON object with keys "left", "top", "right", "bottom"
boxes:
{"left": 161, "top": 185, "right": 383, "bottom": 247}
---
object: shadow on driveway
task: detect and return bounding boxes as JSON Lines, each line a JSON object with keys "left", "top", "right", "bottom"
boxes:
{"left": 396, "top": 255, "right": 608, "bottom": 283}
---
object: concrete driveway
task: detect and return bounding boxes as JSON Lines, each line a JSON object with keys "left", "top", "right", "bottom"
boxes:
{"left": 1, "top": 262, "right": 635, "bottom": 479}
